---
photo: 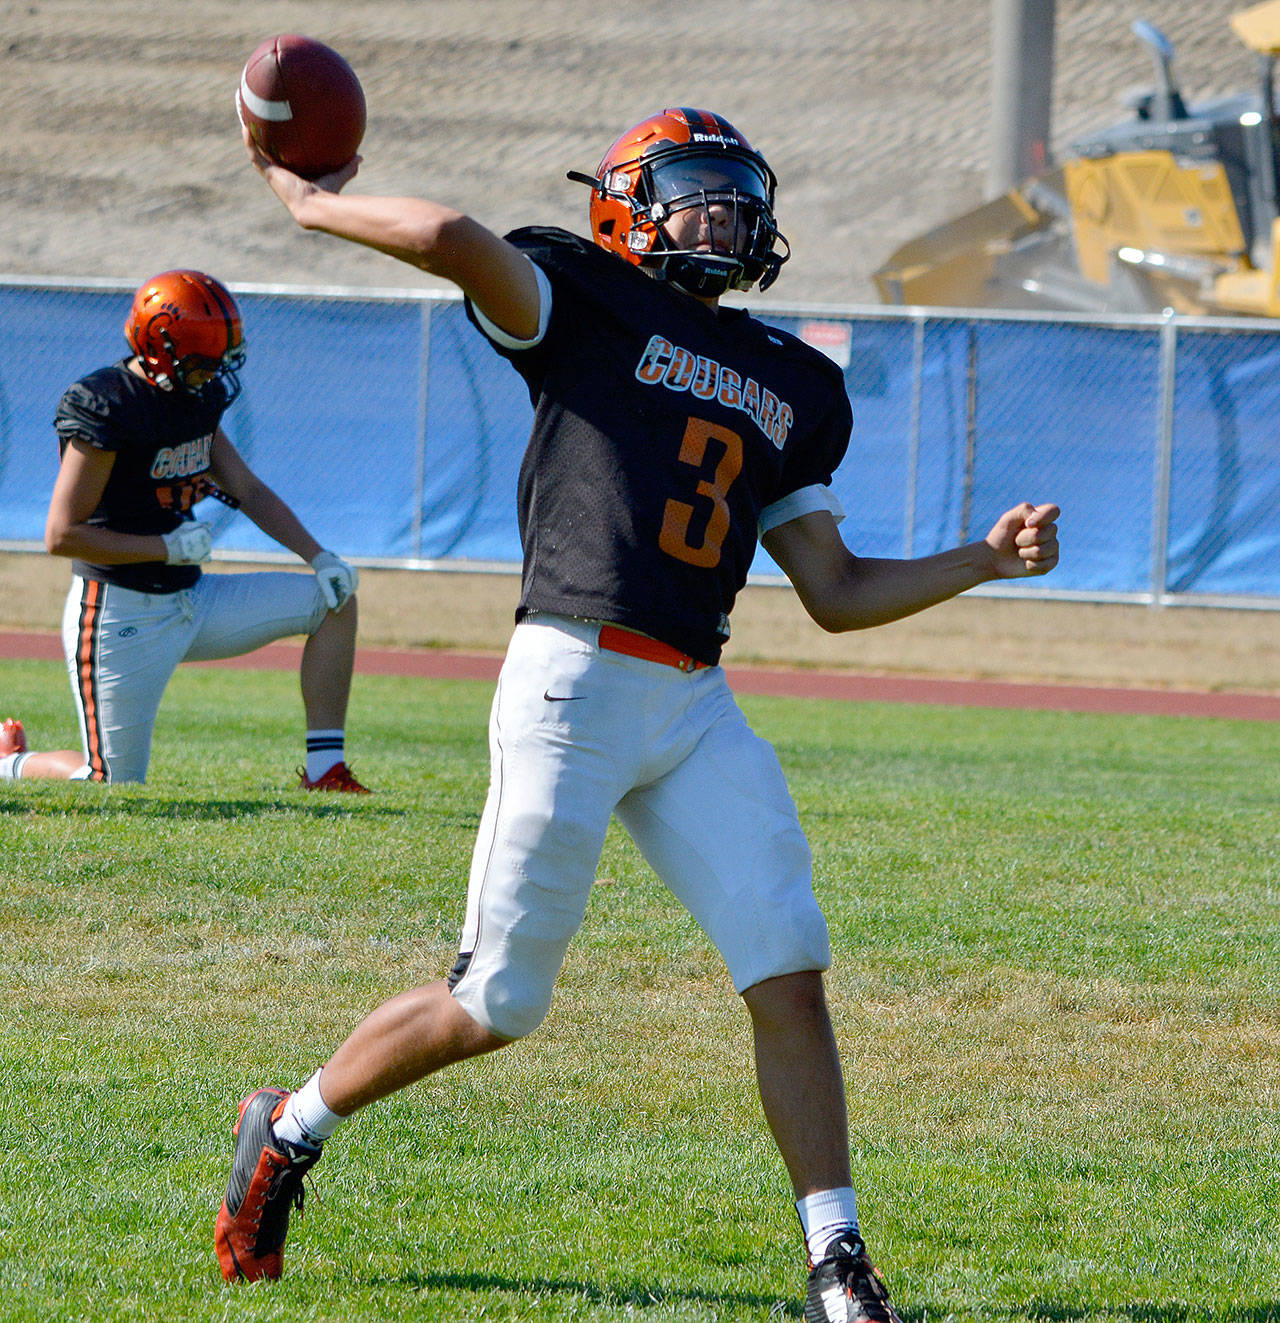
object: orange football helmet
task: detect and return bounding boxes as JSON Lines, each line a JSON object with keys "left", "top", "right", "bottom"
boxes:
{"left": 124, "top": 269, "right": 246, "bottom": 397}
{"left": 568, "top": 107, "right": 789, "bottom": 298}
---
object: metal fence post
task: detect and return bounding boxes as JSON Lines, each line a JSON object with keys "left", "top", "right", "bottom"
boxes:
{"left": 904, "top": 314, "right": 925, "bottom": 557}
{"left": 1149, "top": 311, "right": 1177, "bottom": 606}
{"left": 413, "top": 298, "right": 434, "bottom": 561}
{"left": 960, "top": 323, "right": 979, "bottom": 543}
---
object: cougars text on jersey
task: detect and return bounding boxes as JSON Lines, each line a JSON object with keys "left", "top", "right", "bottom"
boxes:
{"left": 634, "top": 334, "right": 794, "bottom": 449}
{"left": 149, "top": 433, "right": 214, "bottom": 481}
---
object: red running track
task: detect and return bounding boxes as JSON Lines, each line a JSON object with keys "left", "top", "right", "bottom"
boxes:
{"left": 3, "top": 629, "right": 1277, "bottom": 721}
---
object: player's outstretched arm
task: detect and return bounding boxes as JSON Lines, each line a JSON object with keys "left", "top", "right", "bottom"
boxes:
{"left": 763, "top": 502, "right": 1060, "bottom": 633}
{"left": 242, "top": 126, "right": 541, "bottom": 342}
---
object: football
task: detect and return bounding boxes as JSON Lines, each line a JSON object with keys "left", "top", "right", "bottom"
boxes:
{"left": 237, "top": 34, "right": 366, "bottom": 179}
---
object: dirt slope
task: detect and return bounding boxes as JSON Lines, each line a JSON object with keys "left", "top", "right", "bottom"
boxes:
{"left": 0, "top": 0, "right": 1250, "bottom": 304}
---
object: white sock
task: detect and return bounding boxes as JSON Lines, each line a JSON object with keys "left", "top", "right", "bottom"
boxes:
{"left": 273, "top": 1070, "right": 348, "bottom": 1149}
{"left": 797, "top": 1186, "right": 860, "bottom": 1261}
{"left": 305, "top": 730, "right": 346, "bottom": 781}
{"left": 0, "top": 752, "right": 30, "bottom": 780}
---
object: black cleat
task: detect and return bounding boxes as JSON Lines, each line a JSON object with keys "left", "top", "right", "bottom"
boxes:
{"left": 805, "top": 1232, "right": 903, "bottom": 1323}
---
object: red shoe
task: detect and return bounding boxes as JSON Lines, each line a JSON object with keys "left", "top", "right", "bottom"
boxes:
{"left": 298, "top": 761, "right": 370, "bottom": 793}
{"left": 215, "top": 1087, "right": 322, "bottom": 1282}
{"left": 1, "top": 718, "right": 27, "bottom": 756}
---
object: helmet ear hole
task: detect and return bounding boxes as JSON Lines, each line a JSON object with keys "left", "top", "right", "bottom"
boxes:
{"left": 598, "top": 219, "right": 616, "bottom": 238}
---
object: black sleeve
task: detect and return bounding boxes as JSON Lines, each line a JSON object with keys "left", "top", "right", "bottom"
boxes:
{"left": 54, "top": 378, "right": 122, "bottom": 452}
{"left": 462, "top": 238, "right": 573, "bottom": 397}
{"left": 775, "top": 370, "right": 852, "bottom": 502}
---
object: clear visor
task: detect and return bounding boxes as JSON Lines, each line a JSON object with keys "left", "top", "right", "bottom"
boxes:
{"left": 646, "top": 152, "right": 771, "bottom": 209}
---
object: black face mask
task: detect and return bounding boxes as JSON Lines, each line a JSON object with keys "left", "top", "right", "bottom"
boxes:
{"left": 642, "top": 150, "right": 788, "bottom": 297}
{"left": 163, "top": 342, "right": 247, "bottom": 402}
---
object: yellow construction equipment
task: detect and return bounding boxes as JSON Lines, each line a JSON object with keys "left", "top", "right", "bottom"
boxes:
{"left": 874, "top": 1, "right": 1280, "bottom": 316}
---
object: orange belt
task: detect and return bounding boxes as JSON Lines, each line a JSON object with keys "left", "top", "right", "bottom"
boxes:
{"left": 597, "top": 624, "right": 709, "bottom": 673}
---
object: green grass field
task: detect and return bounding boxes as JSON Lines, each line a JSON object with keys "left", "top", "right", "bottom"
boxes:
{"left": 1, "top": 656, "right": 1277, "bottom": 1322}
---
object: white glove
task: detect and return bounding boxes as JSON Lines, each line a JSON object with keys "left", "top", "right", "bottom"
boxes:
{"left": 310, "top": 549, "right": 358, "bottom": 612}
{"left": 161, "top": 521, "right": 213, "bottom": 565}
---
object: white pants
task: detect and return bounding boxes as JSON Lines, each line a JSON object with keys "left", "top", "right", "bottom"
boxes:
{"left": 449, "top": 614, "right": 831, "bottom": 1039}
{"left": 61, "top": 571, "right": 328, "bottom": 783}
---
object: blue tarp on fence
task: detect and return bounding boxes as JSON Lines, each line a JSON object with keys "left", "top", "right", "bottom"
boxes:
{"left": 1, "top": 280, "right": 1277, "bottom": 603}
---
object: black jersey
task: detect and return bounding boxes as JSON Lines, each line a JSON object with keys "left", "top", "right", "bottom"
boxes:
{"left": 468, "top": 227, "right": 851, "bottom": 664}
{"left": 53, "top": 360, "right": 229, "bottom": 593}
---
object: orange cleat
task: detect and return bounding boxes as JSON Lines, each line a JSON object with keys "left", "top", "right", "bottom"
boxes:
{"left": 215, "top": 1087, "right": 321, "bottom": 1283}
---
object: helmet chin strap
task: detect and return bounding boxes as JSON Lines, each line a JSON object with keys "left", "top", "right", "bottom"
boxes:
{"left": 137, "top": 356, "right": 176, "bottom": 392}
{"left": 659, "top": 253, "right": 742, "bottom": 299}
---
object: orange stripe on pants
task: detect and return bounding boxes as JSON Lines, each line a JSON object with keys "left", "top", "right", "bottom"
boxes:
{"left": 77, "top": 579, "right": 108, "bottom": 781}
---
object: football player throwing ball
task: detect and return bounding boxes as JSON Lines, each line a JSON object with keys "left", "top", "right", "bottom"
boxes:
{"left": 216, "top": 108, "right": 1059, "bottom": 1317}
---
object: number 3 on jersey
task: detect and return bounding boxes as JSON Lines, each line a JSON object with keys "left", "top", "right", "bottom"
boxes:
{"left": 659, "top": 417, "right": 744, "bottom": 568}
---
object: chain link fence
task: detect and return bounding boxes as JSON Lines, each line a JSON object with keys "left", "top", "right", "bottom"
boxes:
{"left": 1, "top": 277, "right": 1277, "bottom": 607}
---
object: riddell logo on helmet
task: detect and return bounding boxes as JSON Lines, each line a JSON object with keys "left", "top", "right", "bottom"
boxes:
{"left": 634, "top": 334, "right": 793, "bottom": 448}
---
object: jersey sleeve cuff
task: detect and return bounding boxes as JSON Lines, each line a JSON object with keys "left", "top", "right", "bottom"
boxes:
{"left": 757, "top": 484, "right": 846, "bottom": 535}
{"left": 469, "top": 262, "right": 553, "bottom": 349}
